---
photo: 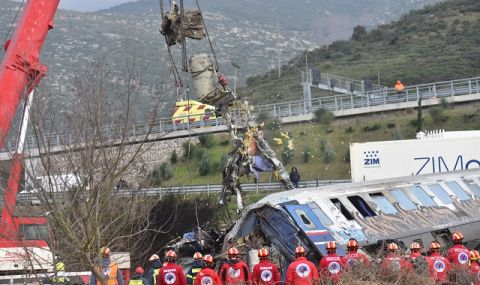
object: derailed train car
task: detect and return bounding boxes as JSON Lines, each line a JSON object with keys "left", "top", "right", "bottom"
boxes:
{"left": 224, "top": 169, "right": 480, "bottom": 264}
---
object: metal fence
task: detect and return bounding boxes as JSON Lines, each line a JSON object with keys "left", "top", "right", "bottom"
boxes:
{"left": 3, "top": 76, "right": 480, "bottom": 152}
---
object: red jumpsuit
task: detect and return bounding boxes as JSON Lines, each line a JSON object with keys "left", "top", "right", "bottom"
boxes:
{"left": 446, "top": 244, "right": 470, "bottom": 266}
{"left": 426, "top": 252, "right": 450, "bottom": 283}
{"left": 252, "top": 259, "right": 281, "bottom": 285}
{"left": 285, "top": 257, "right": 319, "bottom": 285}
{"left": 194, "top": 268, "right": 223, "bottom": 285}
{"left": 319, "top": 253, "right": 344, "bottom": 283}
{"left": 218, "top": 259, "right": 250, "bottom": 285}
{"left": 341, "top": 251, "right": 369, "bottom": 268}
{"left": 471, "top": 262, "right": 480, "bottom": 285}
{"left": 381, "top": 253, "right": 412, "bottom": 273}
{"left": 157, "top": 262, "right": 187, "bottom": 285}
{"left": 409, "top": 252, "right": 421, "bottom": 260}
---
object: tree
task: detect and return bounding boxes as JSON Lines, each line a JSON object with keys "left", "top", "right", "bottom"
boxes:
{"left": 351, "top": 25, "right": 367, "bottom": 41}
{"left": 416, "top": 98, "right": 423, "bottom": 132}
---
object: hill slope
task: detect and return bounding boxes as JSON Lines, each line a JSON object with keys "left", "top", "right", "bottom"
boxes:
{"left": 241, "top": 0, "right": 480, "bottom": 105}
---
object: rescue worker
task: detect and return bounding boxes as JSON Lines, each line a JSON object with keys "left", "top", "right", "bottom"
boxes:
{"left": 187, "top": 252, "right": 204, "bottom": 285}
{"left": 408, "top": 242, "right": 428, "bottom": 274}
{"left": 194, "top": 255, "right": 222, "bottom": 285}
{"left": 157, "top": 250, "right": 187, "bottom": 285}
{"left": 409, "top": 243, "right": 422, "bottom": 260}
{"left": 147, "top": 254, "right": 162, "bottom": 285}
{"left": 470, "top": 250, "right": 480, "bottom": 285}
{"left": 218, "top": 247, "right": 250, "bottom": 285}
{"left": 341, "top": 239, "right": 369, "bottom": 269}
{"left": 319, "top": 241, "right": 344, "bottom": 284}
{"left": 252, "top": 248, "right": 281, "bottom": 285}
{"left": 381, "top": 242, "right": 412, "bottom": 277}
{"left": 89, "top": 247, "right": 124, "bottom": 285}
{"left": 394, "top": 80, "right": 405, "bottom": 94}
{"left": 50, "top": 261, "right": 71, "bottom": 285}
{"left": 285, "top": 246, "right": 319, "bottom": 285}
{"left": 446, "top": 231, "right": 470, "bottom": 266}
{"left": 129, "top": 267, "right": 149, "bottom": 285}
{"left": 426, "top": 242, "right": 450, "bottom": 284}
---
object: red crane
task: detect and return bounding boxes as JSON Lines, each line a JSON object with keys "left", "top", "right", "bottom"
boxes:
{"left": 0, "top": 0, "right": 59, "bottom": 273}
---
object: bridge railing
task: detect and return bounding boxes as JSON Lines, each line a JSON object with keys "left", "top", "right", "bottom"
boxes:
{"left": 2, "top": 76, "right": 480, "bottom": 152}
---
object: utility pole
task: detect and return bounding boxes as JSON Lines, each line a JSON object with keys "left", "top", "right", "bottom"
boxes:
{"left": 232, "top": 62, "right": 240, "bottom": 95}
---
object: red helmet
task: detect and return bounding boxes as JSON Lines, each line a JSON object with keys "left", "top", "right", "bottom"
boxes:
{"left": 326, "top": 241, "right": 337, "bottom": 251}
{"left": 149, "top": 254, "right": 160, "bottom": 261}
{"left": 410, "top": 242, "right": 421, "bottom": 251}
{"left": 452, "top": 232, "right": 464, "bottom": 243}
{"left": 100, "top": 247, "right": 110, "bottom": 257}
{"left": 193, "top": 252, "right": 203, "bottom": 260}
{"left": 166, "top": 250, "right": 177, "bottom": 259}
{"left": 387, "top": 242, "right": 398, "bottom": 252}
{"left": 135, "top": 266, "right": 144, "bottom": 275}
{"left": 203, "top": 254, "right": 214, "bottom": 264}
{"left": 295, "top": 246, "right": 306, "bottom": 255}
{"left": 258, "top": 248, "right": 270, "bottom": 258}
{"left": 470, "top": 250, "right": 480, "bottom": 261}
{"left": 347, "top": 239, "right": 359, "bottom": 250}
{"left": 228, "top": 247, "right": 239, "bottom": 258}
{"left": 429, "top": 242, "right": 441, "bottom": 251}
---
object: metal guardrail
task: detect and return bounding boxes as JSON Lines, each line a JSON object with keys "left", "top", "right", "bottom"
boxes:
{"left": 3, "top": 76, "right": 480, "bottom": 152}
{"left": 302, "top": 70, "right": 387, "bottom": 94}
{"left": 16, "top": 179, "right": 351, "bottom": 203}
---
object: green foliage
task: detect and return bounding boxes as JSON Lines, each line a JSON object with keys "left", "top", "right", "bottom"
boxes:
{"left": 282, "top": 146, "right": 294, "bottom": 164}
{"left": 256, "top": 112, "right": 271, "bottom": 124}
{"left": 159, "top": 162, "right": 173, "bottom": 180}
{"left": 149, "top": 162, "right": 174, "bottom": 185}
{"left": 345, "top": 126, "right": 354, "bottom": 133}
{"left": 170, "top": 149, "right": 178, "bottom": 164}
{"left": 198, "top": 134, "right": 214, "bottom": 148}
{"left": 416, "top": 98, "right": 423, "bottom": 132}
{"left": 198, "top": 153, "right": 211, "bottom": 176}
{"left": 195, "top": 148, "right": 207, "bottom": 160}
{"left": 344, "top": 145, "right": 350, "bottom": 163}
{"left": 363, "top": 124, "right": 382, "bottom": 132}
{"left": 182, "top": 141, "right": 195, "bottom": 159}
{"left": 320, "top": 140, "right": 336, "bottom": 163}
{"left": 220, "top": 139, "right": 230, "bottom": 146}
{"left": 387, "top": 122, "right": 396, "bottom": 129}
{"left": 351, "top": 25, "right": 367, "bottom": 41}
{"left": 429, "top": 106, "right": 445, "bottom": 123}
{"left": 265, "top": 118, "right": 282, "bottom": 131}
{"left": 314, "top": 108, "right": 335, "bottom": 125}
{"left": 302, "top": 146, "right": 310, "bottom": 163}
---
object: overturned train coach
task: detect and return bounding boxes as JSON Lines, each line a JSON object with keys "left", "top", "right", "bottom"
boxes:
{"left": 224, "top": 169, "right": 480, "bottom": 263}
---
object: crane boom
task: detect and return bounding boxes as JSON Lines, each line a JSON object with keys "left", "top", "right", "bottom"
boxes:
{"left": 0, "top": 0, "right": 60, "bottom": 149}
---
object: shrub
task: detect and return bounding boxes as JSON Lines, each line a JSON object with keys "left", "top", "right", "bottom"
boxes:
{"left": 429, "top": 106, "right": 445, "bottom": 122}
{"left": 363, "top": 124, "right": 381, "bottom": 132}
{"left": 282, "top": 145, "right": 294, "bottom": 164}
{"left": 195, "top": 148, "right": 207, "bottom": 160}
{"left": 326, "top": 128, "right": 334, "bottom": 134}
{"left": 265, "top": 118, "right": 282, "bottom": 131}
{"left": 314, "top": 108, "right": 335, "bottom": 125}
{"left": 256, "top": 111, "right": 271, "bottom": 124}
{"left": 387, "top": 122, "right": 396, "bottom": 129}
{"left": 345, "top": 126, "right": 354, "bottom": 133}
{"left": 302, "top": 146, "right": 310, "bottom": 163}
{"left": 170, "top": 149, "right": 178, "bottom": 164}
{"left": 320, "top": 140, "right": 336, "bottom": 163}
{"left": 198, "top": 153, "right": 210, "bottom": 176}
{"left": 182, "top": 141, "right": 195, "bottom": 159}
{"left": 344, "top": 146, "right": 350, "bottom": 163}
{"left": 159, "top": 162, "right": 173, "bottom": 180}
{"left": 198, "top": 134, "right": 214, "bottom": 148}
{"left": 220, "top": 139, "right": 230, "bottom": 146}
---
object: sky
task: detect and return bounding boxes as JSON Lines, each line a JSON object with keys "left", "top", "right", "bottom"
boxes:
{"left": 58, "top": 0, "right": 135, "bottom": 12}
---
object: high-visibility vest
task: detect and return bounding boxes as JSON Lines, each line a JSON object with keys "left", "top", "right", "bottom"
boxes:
{"left": 96, "top": 262, "right": 119, "bottom": 285}
{"left": 187, "top": 267, "right": 202, "bottom": 284}
{"left": 153, "top": 268, "right": 160, "bottom": 285}
{"left": 128, "top": 279, "right": 143, "bottom": 285}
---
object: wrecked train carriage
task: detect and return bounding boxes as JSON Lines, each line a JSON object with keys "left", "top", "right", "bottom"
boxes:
{"left": 224, "top": 169, "right": 480, "bottom": 263}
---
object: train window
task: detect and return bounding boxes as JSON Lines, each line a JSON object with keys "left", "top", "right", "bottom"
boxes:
{"left": 330, "top": 198, "right": 354, "bottom": 220}
{"left": 369, "top": 193, "right": 398, "bottom": 215}
{"left": 428, "top": 184, "right": 453, "bottom": 204}
{"left": 445, "top": 181, "right": 470, "bottom": 201}
{"left": 347, "top": 196, "right": 376, "bottom": 217}
{"left": 308, "top": 202, "right": 333, "bottom": 226}
{"left": 463, "top": 180, "right": 480, "bottom": 196}
{"left": 410, "top": 186, "right": 437, "bottom": 207}
{"left": 390, "top": 189, "right": 417, "bottom": 210}
{"left": 19, "top": 224, "right": 50, "bottom": 243}
{"left": 294, "top": 209, "right": 316, "bottom": 229}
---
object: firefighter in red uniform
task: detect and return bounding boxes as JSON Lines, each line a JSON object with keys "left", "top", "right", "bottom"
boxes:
{"left": 381, "top": 242, "right": 412, "bottom": 276}
{"left": 446, "top": 232, "right": 470, "bottom": 267}
{"left": 157, "top": 250, "right": 187, "bottom": 285}
{"left": 218, "top": 247, "right": 250, "bottom": 285}
{"left": 252, "top": 248, "right": 281, "bottom": 285}
{"left": 341, "top": 239, "right": 369, "bottom": 269}
{"left": 470, "top": 250, "right": 480, "bottom": 285}
{"left": 195, "top": 255, "right": 222, "bottom": 285}
{"left": 318, "top": 241, "right": 344, "bottom": 283}
{"left": 409, "top": 243, "right": 422, "bottom": 260}
{"left": 285, "top": 246, "right": 319, "bottom": 285}
{"left": 426, "top": 242, "right": 450, "bottom": 284}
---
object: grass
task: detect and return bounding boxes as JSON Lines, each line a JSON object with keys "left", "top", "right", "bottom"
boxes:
{"left": 153, "top": 101, "right": 480, "bottom": 186}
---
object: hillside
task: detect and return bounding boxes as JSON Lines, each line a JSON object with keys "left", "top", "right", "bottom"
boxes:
{"left": 241, "top": 0, "right": 480, "bottom": 105}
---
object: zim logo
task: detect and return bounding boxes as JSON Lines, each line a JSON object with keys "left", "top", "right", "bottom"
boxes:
{"left": 363, "top": 151, "right": 380, "bottom": 167}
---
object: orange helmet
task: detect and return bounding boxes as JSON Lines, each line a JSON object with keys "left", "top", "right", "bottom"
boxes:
{"left": 258, "top": 248, "right": 270, "bottom": 258}
{"left": 429, "top": 242, "right": 441, "bottom": 251}
{"left": 470, "top": 250, "right": 480, "bottom": 261}
{"left": 410, "top": 242, "right": 421, "bottom": 251}
{"left": 295, "top": 246, "right": 306, "bottom": 255}
{"left": 347, "top": 239, "right": 359, "bottom": 250}
{"left": 387, "top": 242, "right": 398, "bottom": 252}
{"left": 452, "top": 232, "right": 464, "bottom": 243}
{"left": 203, "top": 254, "right": 214, "bottom": 264}
{"left": 228, "top": 247, "right": 239, "bottom": 258}
{"left": 135, "top": 266, "right": 144, "bottom": 275}
{"left": 166, "top": 250, "right": 177, "bottom": 259}
{"left": 100, "top": 247, "right": 110, "bottom": 257}
{"left": 149, "top": 254, "right": 160, "bottom": 261}
{"left": 326, "top": 241, "right": 337, "bottom": 251}
{"left": 193, "top": 252, "right": 203, "bottom": 260}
